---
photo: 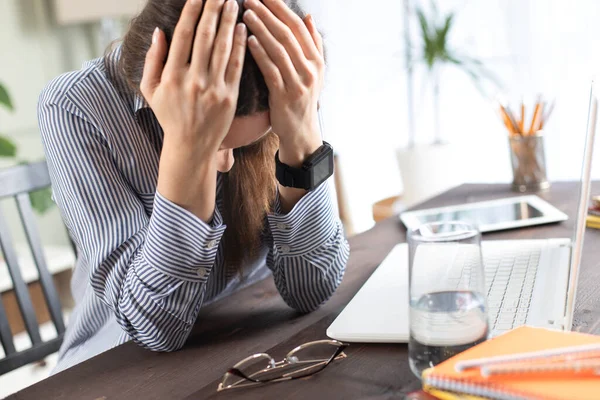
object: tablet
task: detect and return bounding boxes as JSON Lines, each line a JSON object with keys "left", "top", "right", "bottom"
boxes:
{"left": 400, "top": 195, "right": 568, "bottom": 233}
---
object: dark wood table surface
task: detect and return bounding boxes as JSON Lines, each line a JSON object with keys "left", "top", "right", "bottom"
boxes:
{"left": 10, "top": 183, "right": 600, "bottom": 400}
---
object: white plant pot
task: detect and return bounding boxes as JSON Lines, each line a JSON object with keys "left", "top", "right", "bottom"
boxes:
{"left": 396, "top": 143, "right": 463, "bottom": 208}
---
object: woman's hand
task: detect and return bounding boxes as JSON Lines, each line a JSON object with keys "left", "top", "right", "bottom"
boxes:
{"left": 142, "top": 0, "right": 246, "bottom": 156}
{"left": 243, "top": 0, "right": 325, "bottom": 167}
{"left": 141, "top": 0, "right": 247, "bottom": 221}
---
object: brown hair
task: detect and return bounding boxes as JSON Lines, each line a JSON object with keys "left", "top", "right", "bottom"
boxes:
{"left": 118, "top": 0, "right": 306, "bottom": 273}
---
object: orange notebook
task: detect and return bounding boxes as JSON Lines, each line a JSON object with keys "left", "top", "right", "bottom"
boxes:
{"left": 422, "top": 326, "right": 600, "bottom": 400}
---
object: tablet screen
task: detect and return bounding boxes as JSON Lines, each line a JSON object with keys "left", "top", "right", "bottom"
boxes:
{"left": 415, "top": 201, "right": 544, "bottom": 226}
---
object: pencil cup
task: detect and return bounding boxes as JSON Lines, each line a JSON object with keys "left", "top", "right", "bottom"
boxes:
{"left": 509, "top": 133, "right": 550, "bottom": 193}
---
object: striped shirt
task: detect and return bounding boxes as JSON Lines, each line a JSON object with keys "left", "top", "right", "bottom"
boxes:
{"left": 37, "top": 46, "right": 349, "bottom": 374}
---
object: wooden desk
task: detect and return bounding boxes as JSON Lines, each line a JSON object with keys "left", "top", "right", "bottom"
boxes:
{"left": 10, "top": 183, "right": 600, "bottom": 400}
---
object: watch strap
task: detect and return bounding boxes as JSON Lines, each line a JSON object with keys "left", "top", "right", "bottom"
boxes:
{"left": 275, "top": 151, "right": 312, "bottom": 190}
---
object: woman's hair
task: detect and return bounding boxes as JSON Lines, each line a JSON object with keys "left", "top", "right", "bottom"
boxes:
{"left": 118, "top": 0, "right": 307, "bottom": 274}
{"left": 119, "top": 0, "right": 305, "bottom": 116}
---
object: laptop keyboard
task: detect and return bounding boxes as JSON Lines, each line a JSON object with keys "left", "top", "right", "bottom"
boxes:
{"left": 484, "top": 244, "right": 542, "bottom": 334}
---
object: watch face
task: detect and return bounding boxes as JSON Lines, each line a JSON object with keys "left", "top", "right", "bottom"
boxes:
{"left": 312, "top": 153, "right": 334, "bottom": 187}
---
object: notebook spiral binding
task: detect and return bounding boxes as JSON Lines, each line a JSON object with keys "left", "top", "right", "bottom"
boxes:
{"left": 424, "top": 374, "right": 535, "bottom": 400}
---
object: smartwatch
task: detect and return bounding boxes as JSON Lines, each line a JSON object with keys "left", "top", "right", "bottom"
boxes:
{"left": 275, "top": 141, "right": 334, "bottom": 191}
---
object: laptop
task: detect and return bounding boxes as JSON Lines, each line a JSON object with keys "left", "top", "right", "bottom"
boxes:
{"left": 327, "top": 82, "right": 598, "bottom": 342}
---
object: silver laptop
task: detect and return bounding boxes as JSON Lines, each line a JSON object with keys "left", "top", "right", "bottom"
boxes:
{"left": 327, "top": 82, "right": 598, "bottom": 342}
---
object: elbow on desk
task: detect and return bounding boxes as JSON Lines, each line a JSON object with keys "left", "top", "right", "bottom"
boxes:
{"left": 283, "top": 267, "right": 347, "bottom": 314}
{"left": 288, "top": 300, "right": 323, "bottom": 315}
{"left": 130, "top": 328, "right": 189, "bottom": 353}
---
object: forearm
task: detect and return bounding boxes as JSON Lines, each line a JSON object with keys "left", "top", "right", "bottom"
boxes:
{"left": 157, "top": 138, "right": 218, "bottom": 222}
{"left": 266, "top": 183, "right": 349, "bottom": 312}
{"left": 95, "top": 193, "right": 227, "bottom": 351}
{"left": 116, "top": 245, "right": 207, "bottom": 352}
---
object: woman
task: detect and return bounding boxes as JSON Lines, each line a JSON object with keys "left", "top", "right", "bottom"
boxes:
{"left": 38, "top": 0, "right": 349, "bottom": 373}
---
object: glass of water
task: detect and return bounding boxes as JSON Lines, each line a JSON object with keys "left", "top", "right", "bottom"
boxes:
{"left": 408, "top": 221, "right": 489, "bottom": 378}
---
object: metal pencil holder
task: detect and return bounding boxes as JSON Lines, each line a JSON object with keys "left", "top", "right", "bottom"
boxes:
{"left": 509, "top": 132, "right": 550, "bottom": 193}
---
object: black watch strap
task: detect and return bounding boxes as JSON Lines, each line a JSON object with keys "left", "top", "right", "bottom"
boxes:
{"left": 275, "top": 151, "right": 312, "bottom": 190}
{"left": 275, "top": 141, "right": 334, "bottom": 191}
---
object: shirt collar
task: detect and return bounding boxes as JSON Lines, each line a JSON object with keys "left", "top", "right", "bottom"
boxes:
{"left": 133, "top": 92, "right": 150, "bottom": 114}
{"left": 105, "top": 44, "right": 151, "bottom": 116}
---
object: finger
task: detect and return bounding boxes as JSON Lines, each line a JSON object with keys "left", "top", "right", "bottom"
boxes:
{"left": 247, "top": 35, "right": 284, "bottom": 91}
{"left": 225, "top": 23, "right": 248, "bottom": 86}
{"left": 140, "top": 28, "right": 168, "bottom": 100}
{"left": 244, "top": 10, "right": 301, "bottom": 87}
{"left": 210, "top": 0, "right": 239, "bottom": 80}
{"left": 243, "top": 0, "right": 308, "bottom": 74}
{"left": 249, "top": 0, "right": 320, "bottom": 60}
{"left": 164, "top": 0, "right": 204, "bottom": 71}
{"left": 191, "top": 0, "right": 226, "bottom": 76}
{"left": 304, "top": 15, "right": 324, "bottom": 57}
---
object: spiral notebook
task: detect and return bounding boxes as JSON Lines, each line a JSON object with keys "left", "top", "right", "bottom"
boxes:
{"left": 422, "top": 326, "right": 600, "bottom": 400}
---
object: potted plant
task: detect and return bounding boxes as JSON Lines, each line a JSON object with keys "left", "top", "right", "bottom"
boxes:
{"left": 0, "top": 83, "right": 17, "bottom": 158}
{"left": 397, "top": 0, "right": 499, "bottom": 207}
{"left": 0, "top": 82, "right": 54, "bottom": 213}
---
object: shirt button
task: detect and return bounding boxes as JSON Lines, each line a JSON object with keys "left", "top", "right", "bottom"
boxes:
{"left": 197, "top": 268, "right": 207, "bottom": 278}
{"left": 276, "top": 222, "right": 290, "bottom": 230}
{"left": 206, "top": 239, "right": 217, "bottom": 249}
{"left": 280, "top": 245, "right": 291, "bottom": 254}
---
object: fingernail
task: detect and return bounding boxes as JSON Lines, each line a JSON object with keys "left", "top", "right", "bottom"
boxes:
{"left": 236, "top": 23, "right": 247, "bottom": 35}
{"left": 248, "top": 35, "right": 258, "bottom": 47}
{"left": 191, "top": 0, "right": 201, "bottom": 5}
{"left": 225, "top": 0, "right": 236, "bottom": 10}
{"left": 152, "top": 27, "right": 159, "bottom": 44}
{"left": 244, "top": 9, "right": 256, "bottom": 21}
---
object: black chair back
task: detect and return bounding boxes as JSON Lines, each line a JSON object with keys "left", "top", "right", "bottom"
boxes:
{"left": 0, "top": 161, "right": 66, "bottom": 375}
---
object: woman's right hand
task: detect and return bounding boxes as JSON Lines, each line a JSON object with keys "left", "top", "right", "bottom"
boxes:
{"left": 140, "top": 0, "right": 247, "bottom": 222}
{"left": 141, "top": 0, "right": 246, "bottom": 156}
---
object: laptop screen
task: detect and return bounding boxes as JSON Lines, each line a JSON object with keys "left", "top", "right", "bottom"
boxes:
{"left": 565, "top": 81, "right": 598, "bottom": 328}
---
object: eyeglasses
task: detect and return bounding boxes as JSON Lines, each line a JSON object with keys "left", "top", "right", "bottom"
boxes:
{"left": 217, "top": 340, "right": 348, "bottom": 392}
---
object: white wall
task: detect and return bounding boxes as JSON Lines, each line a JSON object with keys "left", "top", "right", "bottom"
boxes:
{"left": 301, "top": 0, "right": 405, "bottom": 231}
{"left": 2, "top": 0, "right": 599, "bottom": 244}
{"left": 0, "top": 0, "right": 96, "bottom": 247}
{"left": 304, "top": 0, "right": 600, "bottom": 232}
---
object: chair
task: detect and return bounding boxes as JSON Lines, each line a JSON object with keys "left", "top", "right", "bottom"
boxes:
{"left": 372, "top": 195, "right": 404, "bottom": 223}
{"left": 333, "top": 154, "right": 354, "bottom": 236}
{"left": 0, "top": 161, "right": 66, "bottom": 375}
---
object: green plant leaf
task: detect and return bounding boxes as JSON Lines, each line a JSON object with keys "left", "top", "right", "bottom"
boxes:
{"left": 446, "top": 53, "right": 466, "bottom": 66}
{"left": 436, "top": 14, "right": 454, "bottom": 53}
{"left": 412, "top": 1, "right": 502, "bottom": 98}
{"left": 0, "top": 83, "right": 14, "bottom": 111}
{"left": 29, "top": 187, "right": 54, "bottom": 215}
{"left": 460, "top": 55, "right": 503, "bottom": 87}
{"left": 0, "top": 135, "right": 17, "bottom": 157}
{"left": 416, "top": 7, "right": 437, "bottom": 70}
{"left": 416, "top": 7, "right": 430, "bottom": 38}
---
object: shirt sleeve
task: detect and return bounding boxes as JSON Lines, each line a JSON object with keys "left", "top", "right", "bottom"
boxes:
{"left": 265, "top": 182, "right": 350, "bottom": 313}
{"left": 38, "top": 93, "right": 225, "bottom": 352}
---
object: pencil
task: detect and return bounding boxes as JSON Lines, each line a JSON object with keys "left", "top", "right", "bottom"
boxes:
{"left": 499, "top": 107, "right": 514, "bottom": 135}
{"left": 482, "top": 358, "right": 600, "bottom": 378}
{"left": 529, "top": 101, "right": 542, "bottom": 135}
{"left": 504, "top": 106, "right": 520, "bottom": 135}
{"left": 535, "top": 102, "right": 545, "bottom": 132}
{"left": 455, "top": 342, "right": 600, "bottom": 372}
{"left": 519, "top": 101, "right": 525, "bottom": 134}
{"left": 540, "top": 101, "right": 555, "bottom": 129}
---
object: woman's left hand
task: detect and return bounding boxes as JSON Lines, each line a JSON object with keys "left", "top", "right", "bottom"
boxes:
{"left": 243, "top": 0, "right": 324, "bottom": 167}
